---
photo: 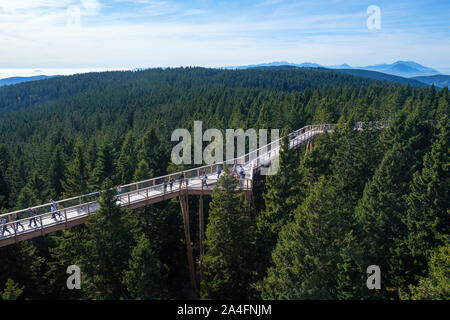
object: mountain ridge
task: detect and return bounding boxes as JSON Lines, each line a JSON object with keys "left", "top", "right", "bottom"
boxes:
{"left": 0, "top": 75, "right": 58, "bottom": 87}
{"left": 224, "top": 60, "right": 442, "bottom": 78}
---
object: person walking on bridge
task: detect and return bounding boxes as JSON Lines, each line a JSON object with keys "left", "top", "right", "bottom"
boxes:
{"left": 28, "top": 207, "right": 38, "bottom": 228}
{"left": 50, "top": 199, "right": 62, "bottom": 221}
{"left": 179, "top": 172, "right": 185, "bottom": 187}
{"left": 15, "top": 214, "right": 24, "bottom": 232}
{"left": 1, "top": 217, "right": 12, "bottom": 237}
{"left": 169, "top": 178, "right": 174, "bottom": 191}
{"left": 216, "top": 165, "right": 222, "bottom": 179}
{"left": 202, "top": 171, "right": 208, "bottom": 187}
{"left": 232, "top": 163, "right": 237, "bottom": 175}
{"left": 239, "top": 165, "right": 245, "bottom": 187}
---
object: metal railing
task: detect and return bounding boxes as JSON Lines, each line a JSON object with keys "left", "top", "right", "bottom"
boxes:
{"left": 0, "top": 175, "right": 253, "bottom": 241}
{"left": 0, "top": 123, "right": 334, "bottom": 239}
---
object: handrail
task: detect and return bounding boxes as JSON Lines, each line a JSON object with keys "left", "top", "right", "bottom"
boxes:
{"left": 0, "top": 123, "right": 335, "bottom": 222}
{"left": 0, "top": 176, "right": 253, "bottom": 239}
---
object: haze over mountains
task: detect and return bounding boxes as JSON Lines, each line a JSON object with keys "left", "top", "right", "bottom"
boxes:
{"left": 223, "top": 60, "right": 450, "bottom": 88}
{"left": 1, "top": 60, "right": 449, "bottom": 89}
{"left": 226, "top": 60, "right": 441, "bottom": 78}
{"left": 0, "top": 75, "right": 57, "bottom": 87}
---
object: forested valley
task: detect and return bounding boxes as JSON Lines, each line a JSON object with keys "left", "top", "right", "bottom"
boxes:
{"left": 0, "top": 67, "right": 448, "bottom": 300}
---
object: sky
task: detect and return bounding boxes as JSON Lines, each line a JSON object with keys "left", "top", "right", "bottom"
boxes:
{"left": 0, "top": 0, "right": 449, "bottom": 77}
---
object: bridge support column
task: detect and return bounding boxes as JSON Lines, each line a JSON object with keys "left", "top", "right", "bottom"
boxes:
{"left": 305, "top": 140, "right": 313, "bottom": 155}
{"left": 199, "top": 195, "right": 205, "bottom": 285}
{"left": 179, "top": 194, "right": 198, "bottom": 298}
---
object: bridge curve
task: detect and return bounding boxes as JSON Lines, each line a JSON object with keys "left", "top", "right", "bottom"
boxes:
{"left": 0, "top": 124, "right": 335, "bottom": 247}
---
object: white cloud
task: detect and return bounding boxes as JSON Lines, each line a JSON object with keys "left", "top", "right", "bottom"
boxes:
{"left": 0, "top": 0, "right": 448, "bottom": 72}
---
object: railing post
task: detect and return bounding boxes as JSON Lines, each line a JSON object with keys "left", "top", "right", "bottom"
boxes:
{"left": 146, "top": 188, "right": 149, "bottom": 200}
{"left": 87, "top": 203, "right": 90, "bottom": 216}
{"left": 128, "top": 193, "right": 130, "bottom": 206}
{"left": 13, "top": 218, "right": 17, "bottom": 240}
{"left": 39, "top": 216, "right": 44, "bottom": 235}
{"left": 64, "top": 209, "right": 68, "bottom": 228}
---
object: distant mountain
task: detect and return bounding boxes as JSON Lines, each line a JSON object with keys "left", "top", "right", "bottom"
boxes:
{"left": 357, "top": 61, "right": 440, "bottom": 78}
{"left": 333, "top": 69, "right": 427, "bottom": 87}
{"left": 225, "top": 60, "right": 441, "bottom": 78}
{"left": 411, "top": 75, "right": 450, "bottom": 88}
{"left": 327, "top": 64, "right": 352, "bottom": 69}
{"left": 0, "top": 75, "right": 57, "bottom": 87}
{"left": 225, "top": 61, "right": 431, "bottom": 87}
{"left": 224, "top": 61, "right": 321, "bottom": 69}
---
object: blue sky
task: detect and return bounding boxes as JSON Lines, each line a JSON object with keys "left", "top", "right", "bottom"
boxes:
{"left": 0, "top": 0, "right": 449, "bottom": 76}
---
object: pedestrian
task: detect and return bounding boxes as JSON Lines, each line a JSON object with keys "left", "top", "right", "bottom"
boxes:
{"left": 202, "top": 171, "right": 208, "bottom": 187}
{"left": 239, "top": 166, "right": 245, "bottom": 178}
{"left": 169, "top": 178, "right": 174, "bottom": 191}
{"left": 179, "top": 172, "right": 185, "bottom": 187}
{"left": 1, "top": 217, "right": 12, "bottom": 237}
{"left": 117, "top": 185, "right": 122, "bottom": 194}
{"left": 216, "top": 165, "right": 222, "bottom": 179}
{"left": 29, "top": 207, "right": 38, "bottom": 227}
{"left": 15, "top": 214, "right": 24, "bottom": 232}
{"left": 50, "top": 199, "right": 61, "bottom": 220}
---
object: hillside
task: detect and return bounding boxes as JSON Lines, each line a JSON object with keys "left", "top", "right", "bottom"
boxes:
{"left": 0, "top": 67, "right": 378, "bottom": 115}
{"left": 0, "top": 67, "right": 448, "bottom": 301}
{"left": 0, "top": 75, "right": 57, "bottom": 87}
{"left": 332, "top": 68, "right": 428, "bottom": 87}
{"left": 412, "top": 75, "right": 450, "bottom": 88}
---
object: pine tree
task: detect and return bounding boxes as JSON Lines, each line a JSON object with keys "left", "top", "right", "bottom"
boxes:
{"left": 27, "top": 171, "right": 49, "bottom": 203}
{"left": 256, "top": 126, "right": 300, "bottom": 275}
{"left": 1, "top": 279, "right": 24, "bottom": 300}
{"left": 262, "top": 177, "right": 362, "bottom": 299}
{"left": 405, "top": 117, "right": 450, "bottom": 275}
{"left": 403, "top": 245, "right": 450, "bottom": 300}
{"left": 122, "top": 234, "right": 166, "bottom": 299}
{"left": 138, "top": 129, "right": 165, "bottom": 176}
{"left": 87, "top": 138, "right": 98, "bottom": 170}
{"left": 48, "top": 146, "right": 66, "bottom": 197}
{"left": 47, "top": 225, "right": 90, "bottom": 300}
{"left": 118, "top": 131, "right": 137, "bottom": 184}
{"left": 82, "top": 178, "right": 132, "bottom": 299}
{"left": 134, "top": 159, "right": 154, "bottom": 181}
{"left": 0, "top": 242, "right": 45, "bottom": 299}
{"left": 92, "top": 141, "right": 117, "bottom": 188}
{"left": 201, "top": 172, "right": 256, "bottom": 299}
{"left": 16, "top": 186, "right": 39, "bottom": 209}
{"left": 355, "top": 111, "right": 433, "bottom": 297}
{"left": 0, "top": 144, "right": 10, "bottom": 206}
{"left": 61, "top": 139, "right": 92, "bottom": 197}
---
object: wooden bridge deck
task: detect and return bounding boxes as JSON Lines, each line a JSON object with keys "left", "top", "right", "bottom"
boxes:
{"left": 0, "top": 124, "right": 335, "bottom": 247}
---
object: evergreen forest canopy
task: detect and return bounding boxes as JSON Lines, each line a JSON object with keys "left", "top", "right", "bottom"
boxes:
{"left": 0, "top": 67, "right": 448, "bottom": 300}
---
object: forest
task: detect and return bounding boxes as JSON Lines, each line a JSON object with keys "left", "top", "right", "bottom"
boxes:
{"left": 0, "top": 67, "right": 448, "bottom": 300}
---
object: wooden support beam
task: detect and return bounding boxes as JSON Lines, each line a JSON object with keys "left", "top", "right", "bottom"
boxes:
{"left": 199, "top": 195, "right": 205, "bottom": 285}
{"left": 179, "top": 193, "right": 198, "bottom": 298}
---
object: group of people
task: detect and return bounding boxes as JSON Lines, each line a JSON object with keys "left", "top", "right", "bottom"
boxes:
{"left": 0, "top": 164, "right": 250, "bottom": 238}
{"left": 232, "top": 164, "right": 246, "bottom": 178}
{"left": 0, "top": 199, "right": 63, "bottom": 238}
